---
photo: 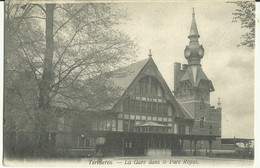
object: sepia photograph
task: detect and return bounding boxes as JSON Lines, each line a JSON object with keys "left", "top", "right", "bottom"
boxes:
{"left": 1, "top": 0, "right": 257, "bottom": 167}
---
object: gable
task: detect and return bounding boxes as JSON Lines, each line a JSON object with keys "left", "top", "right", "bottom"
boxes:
{"left": 113, "top": 57, "right": 186, "bottom": 118}
{"left": 109, "top": 58, "right": 150, "bottom": 96}
{"left": 179, "top": 66, "right": 214, "bottom": 91}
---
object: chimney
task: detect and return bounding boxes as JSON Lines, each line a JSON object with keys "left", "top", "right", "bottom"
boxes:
{"left": 182, "top": 64, "right": 188, "bottom": 71}
{"left": 174, "top": 62, "right": 181, "bottom": 91}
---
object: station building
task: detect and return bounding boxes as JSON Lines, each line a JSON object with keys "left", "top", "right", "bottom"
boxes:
{"left": 51, "top": 10, "right": 222, "bottom": 157}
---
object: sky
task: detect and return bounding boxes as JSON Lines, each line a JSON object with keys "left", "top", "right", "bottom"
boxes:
{"left": 117, "top": 1, "right": 255, "bottom": 139}
{"left": 0, "top": 1, "right": 255, "bottom": 139}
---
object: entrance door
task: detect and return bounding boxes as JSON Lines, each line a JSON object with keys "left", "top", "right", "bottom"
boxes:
{"left": 124, "top": 138, "right": 145, "bottom": 156}
{"left": 124, "top": 140, "right": 134, "bottom": 156}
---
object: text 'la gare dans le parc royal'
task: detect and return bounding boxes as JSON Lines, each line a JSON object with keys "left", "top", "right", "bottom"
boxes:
{"left": 88, "top": 159, "right": 199, "bottom": 165}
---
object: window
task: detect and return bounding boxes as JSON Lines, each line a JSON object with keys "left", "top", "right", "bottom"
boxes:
{"left": 123, "top": 120, "right": 129, "bottom": 132}
{"left": 200, "top": 117, "right": 205, "bottom": 128}
{"left": 209, "top": 125, "right": 213, "bottom": 134}
{"left": 163, "top": 104, "right": 168, "bottom": 116}
{"left": 141, "top": 101, "right": 146, "bottom": 114}
{"left": 152, "top": 84, "right": 157, "bottom": 96}
{"left": 135, "top": 83, "right": 141, "bottom": 95}
{"left": 112, "top": 120, "right": 116, "bottom": 131}
{"left": 136, "top": 76, "right": 164, "bottom": 97}
{"left": 106, "top": 120, "right": 112, "bottom": 131}
{"left": 101, "top": 120, "right": 106, "bottom": 131}
{"left": 168, "top": 105, "right": 173, "bottom": 116}
{"left": 157, "top": 85, "right": 163, "bottom": 97}
{"left": 135, "top": 101, "right": 140, "bottom": 113}
{"left": 141, "top": 83, "right": 148, "bottom": 95}
{"left": 92, "top": 121, "right": 98, "bottom": 130}
{"left": 179, "top": 125, "right": 185, "bottom": 134}
{"left": 129, "top": 142, "right": 132, "bottom": 148}
{"left": 118, "top": 120, "right": 123, "bottom": 131}
{"left": 129, "top": 100, "right": 135, "bottom": 113}
{"left": 158, "top": 103, "right": 163, "bottom": 115}
{"left": 200, "top": 98, "right": 204, "bottom": 110}
{"left": 185, "top": 126, "right": 191, "bottom": 135}
{"left": 130, "top": 120, "right": 135, "bottom": 132}
{"left": 147, "top": 102, "right": 152, "bottom": 114}
{"left": 152, "top": 103, "right": 157, "bottom": 114}
{"left": 185, "top": 82, "right": 190, "bottom": 90}
{"left": 174, "top": 123, "right": 178, "bottom": 134}
{"left": 151, "top": 77, "right": 159, "bottom": 96}
{"left": 123, "top": 99, "right": 129, "bottom": 113}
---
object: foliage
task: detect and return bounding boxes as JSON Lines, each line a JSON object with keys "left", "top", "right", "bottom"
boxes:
{"left": 229, "top": 1, "right": 255, "bottom": 49}
{"left": 4, "top": 2, "right": 137, "bottom": 158}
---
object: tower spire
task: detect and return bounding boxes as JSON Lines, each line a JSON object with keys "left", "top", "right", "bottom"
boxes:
{"left": 188, "top": 8, "right": 200, "bottom": 39}
{"left": 184, "top": 8, "right": 204, "bottom": 65}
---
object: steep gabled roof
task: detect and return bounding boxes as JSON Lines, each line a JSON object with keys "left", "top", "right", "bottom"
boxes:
{"left": 85, "top": 58, "right": 149, "bottom": 112}
{"left": 180, "top": 66, "right": 214, "bottom": 91}
{"left": 110, "top": 57, "right": 189, "bottom": 118}
{"left": 175, "top": 98, "right": 193, "bottom": 119}
{"left": 109, "top": 58, "right": 149, "bottom": 96}
{"left": 85, "top": 57, "right": 193, "bottom": 120}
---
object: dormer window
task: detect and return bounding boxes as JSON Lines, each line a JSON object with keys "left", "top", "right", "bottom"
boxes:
{"left": 185, "top": 82, "right": 190, "bottom": 90}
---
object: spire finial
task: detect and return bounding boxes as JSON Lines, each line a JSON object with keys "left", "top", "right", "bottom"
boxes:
{"left": 188, "top": 8, "right": 200, "bottom": 39}
{"left": 148, "top": 49, "right": 152, "bottom": 57}
{"left": 217, "top": 97, "right": 222, "bottom": 109}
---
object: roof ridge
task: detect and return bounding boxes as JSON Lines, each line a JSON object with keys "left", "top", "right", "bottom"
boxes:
{"left": 113, "top": 58, "right": 150, "bottom": 72}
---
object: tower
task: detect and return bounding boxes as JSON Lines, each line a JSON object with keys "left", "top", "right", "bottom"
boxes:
{"left": 174, "top": 9, "right": 221, "bottom": 138}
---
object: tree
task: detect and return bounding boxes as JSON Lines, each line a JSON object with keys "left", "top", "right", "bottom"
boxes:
{"left": 4, "top": 2, "right": 137, "bottom": 158}
{"left": 229, "top": 1, "right": 255, "bottom": 49}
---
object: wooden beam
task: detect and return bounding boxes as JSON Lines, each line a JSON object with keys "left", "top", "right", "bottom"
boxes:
{"left": 208, "top": 139, "right": 212, "bottom": 156}
{"left": 190, "top": 140, "right": 192, "bottom": 155}
{"left": 194, "top": 140, "right": 197, "bottom": 156}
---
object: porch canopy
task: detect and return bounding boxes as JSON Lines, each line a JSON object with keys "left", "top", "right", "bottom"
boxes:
{"left": 135, "top": 121, "right": 171, "bottom": 133}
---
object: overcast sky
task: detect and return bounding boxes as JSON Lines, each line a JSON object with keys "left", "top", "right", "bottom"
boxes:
{"left": 117, "top": 1, "right": 254, "bottom": 139}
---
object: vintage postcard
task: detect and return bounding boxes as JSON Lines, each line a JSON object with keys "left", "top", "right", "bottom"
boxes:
{"left": 1, "top": 0, "right": 256, "bottom": 167}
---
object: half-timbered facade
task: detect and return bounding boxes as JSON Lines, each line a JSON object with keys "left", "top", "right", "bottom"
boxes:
{"left": 60, "top": 56, "right": 195, "bottom": 157}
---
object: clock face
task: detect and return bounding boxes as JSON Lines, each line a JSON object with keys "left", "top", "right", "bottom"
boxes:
{"left": 198, "top": 46, "right": 204, "bottom": 57}
{"left": 186, "top": 49, "right": 191, "bottom": 55}
{"left": 184, "top": 47, "right": 191, "bottom": 58}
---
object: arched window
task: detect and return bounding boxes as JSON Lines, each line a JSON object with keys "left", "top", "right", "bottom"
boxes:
{"left": 184, "top": 82, "right": 190, "bottom": 90}
{"left": 180, "top": 81, "right": 190, "bottom": 91}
